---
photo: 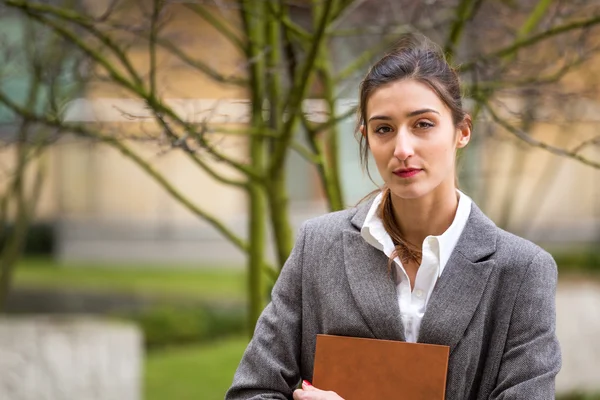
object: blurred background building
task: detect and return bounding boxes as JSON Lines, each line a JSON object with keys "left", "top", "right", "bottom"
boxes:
{"left": 2, "top": 0, "right": 596, "bottom": 265}
{"left": 0, "top": 2, "right": 598, "bottom": 266}
{"left": 0, "top": 1, "right": 598, "bottom": 399}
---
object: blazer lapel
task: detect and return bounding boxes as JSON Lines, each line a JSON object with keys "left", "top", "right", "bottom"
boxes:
{"left": 342, "top": 202, "right": 405, "bottom": 341}
{"left": 418, "top": 203, "right": 497, "bottom": 353}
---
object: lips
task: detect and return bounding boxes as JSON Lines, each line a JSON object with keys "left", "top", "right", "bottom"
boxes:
{"left": 393, "top": 168, "right": 422, "bottom": 178}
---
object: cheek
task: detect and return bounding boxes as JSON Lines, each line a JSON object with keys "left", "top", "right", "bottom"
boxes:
{"left": 370, "top": 148, "right": 386, "bottom": 170}
{"left": 423, "top": 139, "right": 456, "bottom": 168}
{"left": 371, "top": 144, "right": 395, "bottom": 171}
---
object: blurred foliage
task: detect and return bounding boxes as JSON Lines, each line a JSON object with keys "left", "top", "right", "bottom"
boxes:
{"left": 120, "top": 306, "right": 210, "bottom": 349}
{"left": 13, "top": 258, "right": 246, "bottom": 302}
{"left": 116, "top": 305, "right": 246, "bottom": 350}
{"left": 0, "top": 223, "right": 55, "bottom": 255}
{"left": 553, "top": 248, "right": 600, "bottom": 274}
{"left": 12, "top": 257, "right": 247, "bottom": 349}
{"left": 557, "top": 394, "right": 600, "bottom": 400}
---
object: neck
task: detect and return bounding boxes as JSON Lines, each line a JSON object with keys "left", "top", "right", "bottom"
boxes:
{"left": 389, "top": 183, "right": 459, "bottom": 248}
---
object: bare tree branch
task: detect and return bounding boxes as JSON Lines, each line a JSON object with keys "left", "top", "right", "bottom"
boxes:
{"left": 153, "top": 36, "right": 248, "bottom": 85}
{"left": 12, "top": 5, "right": 261, "bottom": 182}
{"left": 328, "top": 0, "right": 367, "bottom": 32}
{"left": 269, "top": 0, "right": 335, "bottom": 174}
{"left": 291, "top": 140, "right": 321, "bottom": 164}
{"left": 269, "top": 1, "right": 310, "bottom": 43}
{"left": 149, "top": 0, "right": 162, "bottom": 99}
{"left": 571, "top": 135, "right": 600, "bottom": 155}
{"left": 185, "top": 2, "right": 246, "bottom": 52}
{"left": 444, "top": 0, "right": 484, "bottom": 61}
{"left": 333, "top": 25, "right": 413, "bottom": 84}
{"left": 516, "top": 0, "right": 554, "bottom": 39}
{"left": 463, "top": 48, "right": 595, "bottom": 91}
{"left": 95, "top": 0, "right": 121, "bottom": 22}
{"left": 5, "top": 0, "right": 145, "bottom": 88}
{"left": 460, "top": 14, "right": 600, "bottom": 71}
{"left": 0, "top": 88, "right": 252, "bottom": 252}
{"left": 6, "top": 0, "right": 247, "bottom": 86}
{"left": 153, "top": 111, "right": 250, "bottom": 187}
{"left": 482, "top": 99, "right": 600, "bottom": 169}
{"left": 308, "top": 104, "right": 357, "bottom": 135}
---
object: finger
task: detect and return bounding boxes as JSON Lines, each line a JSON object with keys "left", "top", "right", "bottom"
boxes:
{"left": 302, "top": 380, "right": 317, "bottom": 391}
{"left": 293, "top": 389, "right": 319, "bottom": 400}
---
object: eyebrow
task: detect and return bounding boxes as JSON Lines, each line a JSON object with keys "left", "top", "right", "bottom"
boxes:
{"left": 368, "top": 108, "right": 440, "bottom": 122}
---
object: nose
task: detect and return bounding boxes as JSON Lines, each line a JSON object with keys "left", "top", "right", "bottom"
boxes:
{"left": 393, "top": 129, "right": 415, "bottom": 161}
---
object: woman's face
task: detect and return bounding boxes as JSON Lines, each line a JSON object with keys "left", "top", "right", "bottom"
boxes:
{"left": 361, "top": 79, "right": 470, "bottom": 200}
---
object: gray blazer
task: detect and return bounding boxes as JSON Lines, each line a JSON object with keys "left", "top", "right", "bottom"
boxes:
{"left": 226, "top": 201, "right": 561, "bottom": 400}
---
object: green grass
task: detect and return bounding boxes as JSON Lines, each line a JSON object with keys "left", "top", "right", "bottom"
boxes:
{"left": 558, "top": 394, "right": 600, "bottom": 400}
{"left": 145, "top": 336, "right": 248, "bottom": 400}
{"left": 11, "top": 256, "right": 600, "bottom": 400}
{"left": 13, "top": 258, "right": 246, "bottom": 302}
{"left": 144, "top": 338, "right": 600, "bottom": 400}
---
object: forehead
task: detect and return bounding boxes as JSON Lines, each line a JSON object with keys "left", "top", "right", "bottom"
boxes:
{"left": 366, "top": 79, "right": 450, "bottom": 118}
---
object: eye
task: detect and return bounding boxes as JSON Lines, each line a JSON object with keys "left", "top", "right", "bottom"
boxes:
{"left": 374, "top": 125, "right": 393, "bottom": 135}
{"left": 415, "top": 120, "right": 435, "bottom": 130}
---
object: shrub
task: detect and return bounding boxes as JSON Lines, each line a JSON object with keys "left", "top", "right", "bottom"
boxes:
{"left": 0, "top": 222, "right": 55, "bottom": 255}
{"left": 553, "top": 248, "right": 600, "bottom": 273}
{"left": 116, "top": 304, "right": 246, "bottom": 349}
{"left": 557, "top": 393, "right": 600, "bottom": 400}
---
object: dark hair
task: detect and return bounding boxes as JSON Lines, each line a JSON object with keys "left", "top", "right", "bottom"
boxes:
{"left": 357, "top": 34, "right": 469, "bottom": 171}
{"left": 356, "top": 34, "right": 470, "bottom": 266}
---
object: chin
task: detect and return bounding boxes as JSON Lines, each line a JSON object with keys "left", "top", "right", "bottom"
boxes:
{"left": 387, "top": 182, "right": 430, "bottom": 200}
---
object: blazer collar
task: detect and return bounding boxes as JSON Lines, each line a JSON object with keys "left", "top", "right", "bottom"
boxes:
{"left": 350, "top": 198, "right": 372, "bottom": 231}
{"left": 417, "top": 203, "right": 497, "bottom": 352}
{"left": 343, "top": 228, "right": 405, "bottom": 341}
{"left": 349, "top": 198, "right": 497, "bottom": 263}
{"left": 345, "top": 199, "right": 498, "bottom": 351}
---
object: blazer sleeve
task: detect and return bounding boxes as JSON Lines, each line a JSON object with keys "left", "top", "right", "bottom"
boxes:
{"left": 490, "top": 250, "right": 562, "bottom": 399}
{"left": 225, "top": 223, "right": 308, "bottom": 400}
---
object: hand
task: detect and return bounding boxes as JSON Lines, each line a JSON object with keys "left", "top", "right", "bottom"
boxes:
{"left": 293, "top": 380, "right": 345, "bottom": 400}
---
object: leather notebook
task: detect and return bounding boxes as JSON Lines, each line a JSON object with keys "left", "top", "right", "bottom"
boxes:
{"left": 312, "top": 334, "right": 449, "bottom": 400}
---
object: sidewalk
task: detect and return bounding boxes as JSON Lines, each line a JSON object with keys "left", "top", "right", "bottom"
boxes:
{"left": 556, "top": 280, "right": 600, "bottom": 394}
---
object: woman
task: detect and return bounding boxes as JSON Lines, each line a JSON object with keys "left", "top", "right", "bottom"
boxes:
{"left": 226, "top": 35, "right": 561, "bottom": 400}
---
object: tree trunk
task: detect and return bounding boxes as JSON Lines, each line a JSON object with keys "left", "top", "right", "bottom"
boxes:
{"left": 0, "top": 125, "right": 33, "bottom": 311}
{"left": 241, "top": 0, "right": 268, "bottom": 335}
{"left": 319, "top": 56, "right": 344, "bottom": 212}
{"left": 246, "top": 182, "right": 266, "bottom": 335}
{"left": 267, "top": 173, "right": 294, "bottom": 270}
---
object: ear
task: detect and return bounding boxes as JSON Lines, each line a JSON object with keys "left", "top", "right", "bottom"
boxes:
{"left": 456, "top": 115, "right": 471, "bottom": 149}
{"left": 359, "top": 124, "right": 367, "bottom": 138}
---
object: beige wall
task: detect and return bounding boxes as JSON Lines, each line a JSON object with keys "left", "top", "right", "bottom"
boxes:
{"left": 478, "top": 120, "right": 599, "bottom": 242}
{"left": 58, "top": 1, "right": 249, "bottom": 223}
{"left": 55, "top": 134, "right": 246, "bottom": 222}
{"left": 2, "top": 1, "right": 597, "bottom": 259}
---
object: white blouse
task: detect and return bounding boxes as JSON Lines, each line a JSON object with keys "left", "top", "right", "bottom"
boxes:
{"left": 360, "top": 190, "right": 472, "bottom": 342}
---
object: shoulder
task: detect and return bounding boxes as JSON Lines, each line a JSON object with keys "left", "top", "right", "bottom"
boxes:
{"left": 496, "top": 227, "right": 553, "bottom": 263}
{"left": 292, "top": 201, "right": 371, "bottom": 255}
{"left": 286, "top": 207, "right": 361, "bottom": 266}
{"left": 495, "top": 227, "right": 544, "bottom": 259}
{"left": 466, "top": 202, "right": 556, "bottom": 274}
{"left": 491, "top": 226, "right": 557, "bottom": 285}
{"left": 300, "top": 206, "right": 360, "bottom": 237}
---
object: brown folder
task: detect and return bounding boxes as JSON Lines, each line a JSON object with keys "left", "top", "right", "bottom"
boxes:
{"left": 312, "top": 334, "right": 449, "bottom": 400}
